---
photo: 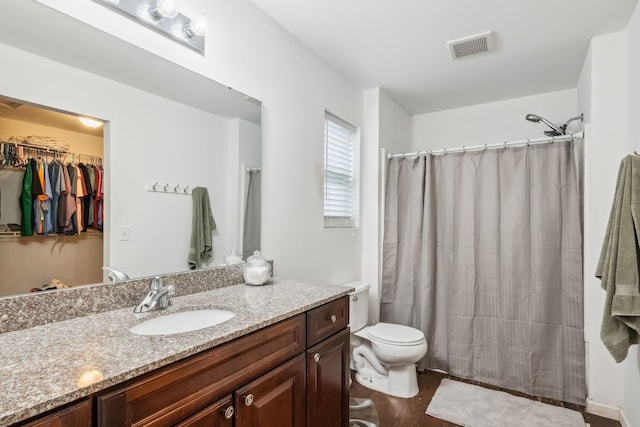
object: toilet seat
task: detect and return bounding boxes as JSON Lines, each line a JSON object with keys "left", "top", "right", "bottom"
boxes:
{"left": 366, "top": 323, "right": 425, "bottom": 346}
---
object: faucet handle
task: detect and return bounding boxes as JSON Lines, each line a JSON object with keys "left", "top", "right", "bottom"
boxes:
{"left": 167, "top": 284, "right": 176, "bottom": 296}
{"left": 150, "top": 276, "right": 163, "bottom": 291}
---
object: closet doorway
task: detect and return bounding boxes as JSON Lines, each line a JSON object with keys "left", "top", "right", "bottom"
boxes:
{"left": 0, "top": 96, "right": 104, "bottom": 296}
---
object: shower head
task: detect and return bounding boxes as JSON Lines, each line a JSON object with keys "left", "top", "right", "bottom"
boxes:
{"left": 525, "top": 114, "right": 566, "bottom": 136}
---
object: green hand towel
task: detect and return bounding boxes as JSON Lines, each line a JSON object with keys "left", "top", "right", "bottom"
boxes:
{"left": 189, "top": 187, "right": 216, "bottom": 270}
{"left": 595, "top": 155, "right": 640, "bottom": 362}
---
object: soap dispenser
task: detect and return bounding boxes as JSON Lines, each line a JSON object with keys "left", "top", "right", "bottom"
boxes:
{"left": 242, "top": 250, "right": 272, "bottom": 286}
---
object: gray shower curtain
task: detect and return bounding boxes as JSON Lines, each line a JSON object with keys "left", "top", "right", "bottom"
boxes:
{"left": 243, "top": 170, "right": 261, "bottom": 259}
{"left": 381, "top": 140, "right": 586, "bottom": 405}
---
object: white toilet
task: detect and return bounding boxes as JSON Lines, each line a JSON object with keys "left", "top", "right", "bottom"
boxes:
{"left": 344, "top": 281, "right": 427, "bottom": 398}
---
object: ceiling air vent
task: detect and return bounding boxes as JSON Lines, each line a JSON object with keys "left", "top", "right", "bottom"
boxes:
{"left": 447, "top": 31, "right": 494, "bottom": 59}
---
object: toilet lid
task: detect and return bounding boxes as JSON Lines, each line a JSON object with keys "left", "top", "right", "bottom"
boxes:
{"left": 366, "top": 323, "right": 425, "bottom": 346}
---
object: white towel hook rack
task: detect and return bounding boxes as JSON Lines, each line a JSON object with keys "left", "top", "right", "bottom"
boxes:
{"left": 147, "top": 182, "right": 193, "bottom": 195}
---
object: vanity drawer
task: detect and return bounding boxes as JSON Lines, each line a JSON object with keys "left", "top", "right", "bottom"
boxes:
{"left": 306, "top": 296, "right": 349, "bottom": 347}
{"left": 97, "top": 314, "right": 305, "bottom": 427}
{"left": 21, "top": 399, "right": 91, "bottom": 427}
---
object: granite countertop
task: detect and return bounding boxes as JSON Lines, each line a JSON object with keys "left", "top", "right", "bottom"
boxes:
{"left": 0, "top": 278, "right": 351, "bottom": 426}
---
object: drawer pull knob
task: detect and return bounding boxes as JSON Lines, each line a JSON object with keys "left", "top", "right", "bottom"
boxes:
{"left": 330, "top": 314, "right": 337, "bottom": 323}
{"left": 313, "top": 352, "right": 320, "bottom": 362}
{"left": 224, "top": 406, "right": 234, "bottom": 419}
{"left": 244, "top": 394, "right": 254, "bottom": 406}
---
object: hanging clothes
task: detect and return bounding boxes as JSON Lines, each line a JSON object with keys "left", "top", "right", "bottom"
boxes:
{"left": 19, "top": 160, "right": 34, "bottom": 236}
{"left": 64, "top": 163, "right": 78, "bottom": 235}
{"left": 42, "top": 159, "right": 53, "bottom": 235}
{"left": 5, "top": 141, "right": 103, "bottom": 236}
{"left": 78, "top": 163, "right": 92, "bottom": 231}
{"left": 74, "top": 164, "right": 86, "bottom": 233}
{"left": 93, "top": 165, "right": 104, "bottom": 231}
{"left": 61, "top": 163, "right": 74, "bottom": 234}
{"left": 48, "top": 160, "right": 64, "bottom": 233}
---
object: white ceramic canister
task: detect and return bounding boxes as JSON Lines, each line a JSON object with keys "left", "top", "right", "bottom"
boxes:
{"left": 242, "top": 250, "right": 272, "bottom": 285}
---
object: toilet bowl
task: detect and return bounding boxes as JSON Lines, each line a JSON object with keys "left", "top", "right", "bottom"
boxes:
{"left": 343, "top": 282, "right": 427, "bottom": 398}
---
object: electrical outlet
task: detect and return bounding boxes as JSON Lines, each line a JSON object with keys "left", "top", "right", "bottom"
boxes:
{"left": 120, "top": 226, "right": 131, "bottom": 241}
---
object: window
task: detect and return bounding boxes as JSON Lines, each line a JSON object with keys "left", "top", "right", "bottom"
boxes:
{"left": 323, "top": 111, "right": 358, "bottom": 228}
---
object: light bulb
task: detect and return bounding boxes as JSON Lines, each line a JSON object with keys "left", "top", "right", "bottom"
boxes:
{"left": 185, "top": 14, "right": 209, "bottom": 37}
{"left": 78, "top": 117, "right": 103, "bottom": 128}
{"left": 154, "top": 0, "right": 178, "bottom": 19}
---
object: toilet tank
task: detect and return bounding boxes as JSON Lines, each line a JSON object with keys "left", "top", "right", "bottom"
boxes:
{"left": 342, "top": 281, "right": 370, "bottom": 331}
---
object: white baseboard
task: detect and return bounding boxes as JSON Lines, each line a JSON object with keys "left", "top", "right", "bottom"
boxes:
{"left": 585, "top": 399, "right": 620, "bottom": 421}
{"left": 620, "top": 409, "right": 631, "bottom": 427}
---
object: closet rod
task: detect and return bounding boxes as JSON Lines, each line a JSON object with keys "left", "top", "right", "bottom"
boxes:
{"left": 1, "top": 140, "right": 102, "bottom": 160}
{"left": 388, "top": 131, "right": 584, "bottom": 159}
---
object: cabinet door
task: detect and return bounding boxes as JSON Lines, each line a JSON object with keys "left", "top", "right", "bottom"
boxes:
{"left": 235, "top": 354, "right": 305, "bottom": 427}
{"left": 21, "top": 399, "right": 91, "bottom": 427}
{"left": 306, "top": 328, "right": 349, "bottom": 427}
{"left": 174, "top": 394, "right": 234, "bottom": 427}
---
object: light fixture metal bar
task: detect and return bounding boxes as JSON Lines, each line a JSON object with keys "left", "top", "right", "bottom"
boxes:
{"left": 93, "top": 0, "right": 205, "bottom": 54}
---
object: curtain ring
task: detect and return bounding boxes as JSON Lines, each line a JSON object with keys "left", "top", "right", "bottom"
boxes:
{"left": 443, "top": 147, "right": 448, "bottom": 155}
{"left": 483, "top": 144, "right": 488, "bottom": 152}
{"left": 504, "top": 141, "right": 508, "bottom": 149}
{"left": 462, "top": 145, "right": 466, "bottom": 153}
{"left": 551, "top": 136, "right": 555, "bottom": 143}
{"left": 526, "top": 139, "right": 530, "bottom": 147}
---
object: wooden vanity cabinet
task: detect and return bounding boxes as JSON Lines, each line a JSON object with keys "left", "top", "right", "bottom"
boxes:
{"left": 13, "top": 295, "right": 350, "bottom": 427}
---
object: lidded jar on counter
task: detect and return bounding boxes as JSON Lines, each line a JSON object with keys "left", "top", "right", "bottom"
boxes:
{"left": 242, "top": 250, "right": 272, "bottom": 286}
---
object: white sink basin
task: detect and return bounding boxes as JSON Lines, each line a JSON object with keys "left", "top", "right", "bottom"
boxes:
{"left": 130, "top": 309, "right": 235, "bottom": 336}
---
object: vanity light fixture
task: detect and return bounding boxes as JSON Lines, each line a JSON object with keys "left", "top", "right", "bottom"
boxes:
{"left": 78, "top": 117, "right": 103, "bottom": 128}
{"left": 94, "top": 0, "right": 208, "bottom": 54}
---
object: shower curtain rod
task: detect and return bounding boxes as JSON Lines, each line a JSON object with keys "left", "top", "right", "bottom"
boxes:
{"left": 387, "top": 131, "right": 584, "bottom": 159}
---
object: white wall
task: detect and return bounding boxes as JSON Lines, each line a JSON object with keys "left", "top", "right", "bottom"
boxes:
{"left": 361, "top": 88, "right": 412, "bottom": 322}
{"left": 580, "top": 31, "right": 628, "bottom": 416}
{"left": 0, "top": 42, "right": 233, "bottom": 279}
{"left": 32, "top": 0, "right": 363, "bottom": 283}
{"left": 623, "top": 3, "right": 640, "bottom": 425}
{"left": 411, "top": 89, "right": 578, "bottom": 151}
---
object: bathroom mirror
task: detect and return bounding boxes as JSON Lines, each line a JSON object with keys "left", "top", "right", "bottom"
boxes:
{"left": 0, "top": 2, "right": 262, "bottom": 297}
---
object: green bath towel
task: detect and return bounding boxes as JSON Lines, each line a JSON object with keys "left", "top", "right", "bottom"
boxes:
{"left": 189, "top": 187, "right": 216, "bottom": 270}
{"left": 595, "top": 155, "right": 640, "bottom": 362}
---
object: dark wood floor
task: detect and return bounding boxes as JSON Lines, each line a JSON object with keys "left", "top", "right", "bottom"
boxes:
{"left": 349, "top": 370, "right": 621, "bottom": 427}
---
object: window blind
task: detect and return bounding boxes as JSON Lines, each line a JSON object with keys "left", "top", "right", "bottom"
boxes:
{"left": 324, "top": 112, "right": 356, "bottom": 228}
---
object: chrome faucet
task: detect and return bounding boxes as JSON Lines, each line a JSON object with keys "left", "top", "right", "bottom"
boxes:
{"left": 133, "top": 276, "right": 176, "bottom": 313}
